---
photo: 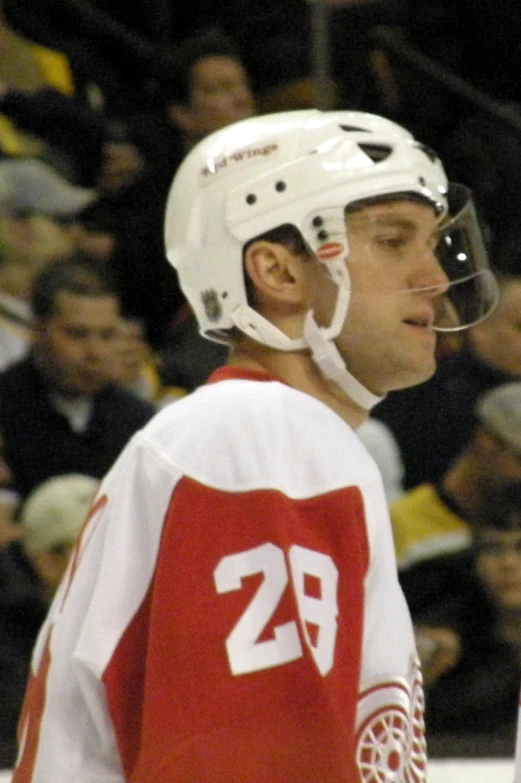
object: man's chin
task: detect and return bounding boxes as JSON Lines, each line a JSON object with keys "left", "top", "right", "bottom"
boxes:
{"left": 383, "top": 360, "right": 438, "bottom": 394}
{"left": 57, "top": 379, "right": 108, "bottom": 398}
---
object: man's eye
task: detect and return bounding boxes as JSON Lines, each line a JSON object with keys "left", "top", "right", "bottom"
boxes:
{"left": 103, "top": 331, "right": 117, "bottom": 341}
{"left": 376, "top": 236, "right": 405, "bottom": 249}
{"left": 65, "top": 328, "right": 87, "bottom": 340}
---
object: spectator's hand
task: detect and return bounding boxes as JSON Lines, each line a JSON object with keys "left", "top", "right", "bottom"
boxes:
{"left": 415, "top": 625, "right": 462, "bottom": 688}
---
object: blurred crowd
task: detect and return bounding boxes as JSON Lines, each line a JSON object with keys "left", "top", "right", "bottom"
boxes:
{"left": 1, "top": 0, "right": 521, "bottom": 769}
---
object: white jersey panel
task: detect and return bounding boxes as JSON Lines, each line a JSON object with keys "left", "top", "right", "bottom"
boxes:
{"left": 16, "top": 375, "right": 421, "bottom": 782}
{"left": 145, "top": 377, "right": 376, "bottom": 498}
{"left": 24, "top": 438, "right": 182, "bottom": 782}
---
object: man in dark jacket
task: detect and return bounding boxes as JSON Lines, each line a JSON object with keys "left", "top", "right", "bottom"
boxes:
{"left": 0, "top": 255, "right": 155, "bottom": 499}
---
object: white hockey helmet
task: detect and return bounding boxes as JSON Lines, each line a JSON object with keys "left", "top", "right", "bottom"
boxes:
{"left": 165, "top": 109, "right": 497, "bottom": 408}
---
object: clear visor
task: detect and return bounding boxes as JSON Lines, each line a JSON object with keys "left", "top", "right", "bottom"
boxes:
{"left": 341, "top": 183, "right": 498, "bottom": 332}
{"left": 430, "top": 184, "right": 498, "bottom": 331}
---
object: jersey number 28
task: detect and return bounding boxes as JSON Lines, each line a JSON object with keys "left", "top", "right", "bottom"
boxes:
{"left": 214, "top": 542, "right": 338, "bottom": 676}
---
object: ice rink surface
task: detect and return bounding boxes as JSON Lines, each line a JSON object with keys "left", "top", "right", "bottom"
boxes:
{"left": 0, "top": 759, "right": 515, "bottom": 782}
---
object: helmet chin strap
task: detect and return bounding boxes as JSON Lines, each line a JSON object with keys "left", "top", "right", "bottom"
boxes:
{"left": 231, "top": 281, "right": 384, "bottom": 411}
{"left": 303, "top": 308, "right": 383, "bottom": 411}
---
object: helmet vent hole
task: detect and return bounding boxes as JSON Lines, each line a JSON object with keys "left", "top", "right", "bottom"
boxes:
{"left": 357, "top": 143, "right": 392, "bottom": 162}
{"left": 312, "top": 216, "right": 324, "bottom": 227}
{"left": 340, "top": 125, "right": 370, "bottom": 133}
{"left": 246, "top": 194, "right": 257, "bottom": 205}
{"left": 317, "top": 230, "right": 329, "bottom": 241}
{"left": 275, "top": 181, "right": 286, "bottom": 192}
{"left": 418, "top": 177, "right": 426, "bottom": 186}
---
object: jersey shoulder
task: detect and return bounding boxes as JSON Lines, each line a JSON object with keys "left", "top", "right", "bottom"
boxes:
{"left": 141, "top": 378, "right": 374, "bottom": 498}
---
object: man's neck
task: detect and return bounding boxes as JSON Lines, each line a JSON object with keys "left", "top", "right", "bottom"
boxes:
{"left": 228, "top": 340, "right": 368, "bottom": 430}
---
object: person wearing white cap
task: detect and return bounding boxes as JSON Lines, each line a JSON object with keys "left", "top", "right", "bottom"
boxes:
{"left": 0, "top": 158, "right": 96, "bottom": 217}
{"left": 389, "top": 381, "right": 521, "bottom": 705}
{"left": 392, "top": 380, "right": 521, "bottom": 573}
{"left": 0, "top": 157, "right": 102, "bottom": 372}
{"left": 0, "top": 473, "right": 98, "bottom": 768}
{"left": 19, "top": 473, "right": 100, "bottom": 599}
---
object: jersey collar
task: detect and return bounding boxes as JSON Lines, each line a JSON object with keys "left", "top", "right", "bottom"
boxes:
{"left": 206, "top": 366, "right": 283, "bottom": 385}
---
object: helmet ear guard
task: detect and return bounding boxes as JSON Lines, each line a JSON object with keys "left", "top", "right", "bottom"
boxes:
{"left": 165, "top": 110, "right": 497, "bottom": 409}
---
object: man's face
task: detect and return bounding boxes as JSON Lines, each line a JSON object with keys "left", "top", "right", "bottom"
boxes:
{"left": 33, "top": 543, "right": 76, "bottom": 599}
{"left": 34, "top": 292, "right": 120, "bottom": 397}
{"left": 469, "top": 279, "right": 521, "bottom": 377}
{"left": 475, "top": 528, "right": 521, "bottom": 610}
{"left": 0, "top": 213, "right": 77, "bottom": 273}
{"left": 328, "top": 199, "right": 448, "bottom": 396}
{"left": 174, "top": 55, "right": 255, "bottom": 142}
{"left": 482, "top": 430, "right": 521, "bottom": 487}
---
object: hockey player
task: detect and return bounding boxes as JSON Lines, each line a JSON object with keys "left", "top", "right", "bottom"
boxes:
{"left": 13, "top": 110, "right": 498, "bottom": 782}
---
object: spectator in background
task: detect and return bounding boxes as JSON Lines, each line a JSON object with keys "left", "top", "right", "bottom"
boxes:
{"left": 0, "top": 473, "right": 99, "bottom": 768}
{"left": 374, "top": 272, "right": 521, "bottom": 489}
{"left": 0, "top": 0, "right": 147, "bottom": 193}
{"left": 67, "top": 30, "right": 258, "bottom": 351}
{"left": 393, "top": 382, "right": 521, "bottom": 575}
{"left": 0, "top": 428, "right": 18, "bottom": 550}
{"left": 0, "top": 254, "right": 154, "bottom": 500}
{"left": 165, "top": 28, "right": 256, "bottom": 155}
{"left": 0, "top": 157, "right": 101, "bottom": 371}
{"left": 108, "top": 316, "right": 186, "bottom": 407}
{"left": 18, "top": 472, "right": 100, "bottom": 599}
{"left": 0, "top": 0, "right": 76, "bottom": 167}
{"left": 410, "top": 482, "right": 521, "bottom": 748}
{"left": 392, "top": 383, "right": 521, "bottom": 727}
{"left": 156, "top": 29, "right": 258, "bottom": 382}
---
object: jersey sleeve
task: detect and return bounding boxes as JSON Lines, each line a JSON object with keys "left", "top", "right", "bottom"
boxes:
{"left": 103, "top": 475, "right": 369, "bottom": 783}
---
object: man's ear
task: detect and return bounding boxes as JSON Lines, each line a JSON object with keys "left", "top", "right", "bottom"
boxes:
{"left": 243, "top": 240, "right": 304, "bottom": 309}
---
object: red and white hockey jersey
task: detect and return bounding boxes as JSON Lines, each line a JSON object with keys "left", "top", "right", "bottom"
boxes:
{"left": 13, "top": 367, "right": 426, "bottom": 783}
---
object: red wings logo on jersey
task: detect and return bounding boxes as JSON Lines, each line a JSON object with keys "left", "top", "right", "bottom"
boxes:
{"left": 355, "top": 656, "right": 427, "bottom": 783}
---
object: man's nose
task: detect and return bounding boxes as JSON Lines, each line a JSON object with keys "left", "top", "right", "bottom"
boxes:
{"left": 412, "top": 248, "right": 450, "bottom": 297}
{"left": 85, "top": 336, "right": 111, "bottom": 361}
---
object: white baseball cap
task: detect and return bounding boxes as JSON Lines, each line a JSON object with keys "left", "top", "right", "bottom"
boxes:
{"left": 20, "top": 473, "right": 100, "bottom": 556}
{"left": 477, "top": 382, "right": 521, "bottom": 455}
{"left": 0, "top": 158, "right": 96, "bottom": 217}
